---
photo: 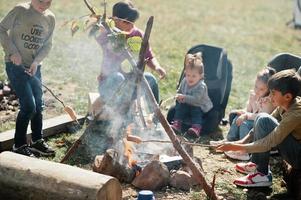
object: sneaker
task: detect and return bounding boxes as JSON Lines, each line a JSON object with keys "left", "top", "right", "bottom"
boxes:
{"left": 187, "top": 124, "right": 202, "bottom": 137}
{"left": 29, "top": 139, "right": 55, "bottom": 156}
{"left": 171, "top": 120, "right": 182, "bottom": 134}
{"left": 235, "top": 162, "right": 257, "bottom": 174}
{"left": 270, "top": 149, "right": 279, "bottom": 155}
{"left": 224, "top": 151, "right": 250, "bottom": 161}
{"left": 13, "top": 144, "right": 35, "bottom": 157}
{"left": 234, "top": 172, "right": 272, "bottom": 187}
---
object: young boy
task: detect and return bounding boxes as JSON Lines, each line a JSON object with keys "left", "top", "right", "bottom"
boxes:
{"left": 95, "top": 1, "right": 166, "bottom": 105}
{"left": 0, "top": 0, "right": 55, "bottom": 157}
{"left": 217, "top": 69, "right": 301, "bottom": 188}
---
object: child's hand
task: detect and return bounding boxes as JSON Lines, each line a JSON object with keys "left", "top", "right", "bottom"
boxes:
{"left": 25, "top": 62, "right": 38, "bottom": 76}
{"left": 235, "top": 114, "right": 247, "bottom": 126}
{"left": 155, "top": 66, "right": 166, "bottom": 79}
{"left": 216, "top": 142, "right": 246, "bottom": 152}
{"left": 176, "top": 94, "right": 185, "bottom": 103}
{"left": 10, "top": 53, "right": 22, "bottom": 65}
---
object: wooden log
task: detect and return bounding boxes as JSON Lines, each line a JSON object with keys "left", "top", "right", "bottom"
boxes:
{"left": 0, "top": 151, "right": 122, "bottom": 200}
{"left": 92, "top": 149, "right": 136, "bottom": 183}
{"left": 0, "top": 114, "right": 85, "bottom": 151}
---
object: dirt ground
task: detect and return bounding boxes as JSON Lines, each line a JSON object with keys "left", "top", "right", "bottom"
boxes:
{"left": 121, "top": 142, "right": 287, "bottom": 200}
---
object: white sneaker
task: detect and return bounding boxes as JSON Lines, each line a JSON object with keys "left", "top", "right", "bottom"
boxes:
{"left": 270, "top": 149, "right": 279, "bottom": 155}
{"left": 224, "top": 151, "right": 250, "bottom": 161}
{"left": 234, "top": 172, "right": 272, "bottom": 187}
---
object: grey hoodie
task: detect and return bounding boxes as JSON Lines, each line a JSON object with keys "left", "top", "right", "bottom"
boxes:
{"left": 0, "top": 2, "right": 55, "bottom": 67}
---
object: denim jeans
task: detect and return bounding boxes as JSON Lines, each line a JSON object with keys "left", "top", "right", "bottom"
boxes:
{"left": 227, "top": 116, "right": 254, "bottom": 141}
{"left": 98, "top": 72, "right": 160, "bottom": 105}
{"left": 5, "top": 62, "right": 44, "bottom": 147}
{"left": 174, "top": 102, "right": 204, "bottom": 125}
{"left": 251, "top": 113, "right": 301, "bottom": 175}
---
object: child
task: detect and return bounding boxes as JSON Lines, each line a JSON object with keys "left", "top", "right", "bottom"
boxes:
{"left": 210, "top": 67, "right": 276, "bottom": 160}
{"left": 216, "top": 69, "right": 301, "bottom": 191}
{"left": 95, "top": 1, "right": 166, "bottom": 106}
{"left": 171, "top": 52, "right": 213, "bottom": 137}
{"left": 0, "top": 0, "right": 55, "bottom": 157}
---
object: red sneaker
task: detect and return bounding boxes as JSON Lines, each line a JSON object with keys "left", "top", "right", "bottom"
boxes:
{"left": 234, "top": 172, "right": 272, "bottom": 187}
{"left": 235, "top": 162, "right": 257, "bottom": 174}
{"left": 187, "top": 124, "right": 202, "bottom": 137}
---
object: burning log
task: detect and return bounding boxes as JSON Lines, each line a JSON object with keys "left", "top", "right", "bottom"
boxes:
{"left": 0, "top": 151, "right": 122, "bottom": 200}
{"left": 92, "top": 149, "right": 137, "bottom": 183}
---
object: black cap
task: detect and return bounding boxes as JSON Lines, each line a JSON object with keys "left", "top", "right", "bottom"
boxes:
{"left": 112, "top": 1, "right": 139, "bottom": 23}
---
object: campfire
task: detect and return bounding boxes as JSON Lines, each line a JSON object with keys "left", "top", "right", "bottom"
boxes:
{"left": 90, "top": 119, "right": 200, "bottom": 191}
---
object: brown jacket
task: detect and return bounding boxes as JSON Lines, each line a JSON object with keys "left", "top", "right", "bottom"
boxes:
{"left": 245, "top": 96, "right": 301, "bottom": 153}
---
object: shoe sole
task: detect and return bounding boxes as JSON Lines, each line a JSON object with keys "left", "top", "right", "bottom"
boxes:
{"left": 224, "top": 152, "right": 250, "bottom": 161}
{"left": 29, "top": 147, "right": 55, "bottom": 157}
{"left": 12, "top": 150, "right": 36, "bottom": 158}
{"left": 235, "top": 181, "right": 272, "bottom": 188}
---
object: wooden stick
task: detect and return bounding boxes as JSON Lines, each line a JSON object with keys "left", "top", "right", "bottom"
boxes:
{"left": 141, "top": 139, "right": 212, "bottom": 147}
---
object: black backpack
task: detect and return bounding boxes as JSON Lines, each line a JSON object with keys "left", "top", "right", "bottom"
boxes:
{"left": 267, "top": 52, "right": 301, "bottom": 96}
{"left": 267, "top": 53, "right": 301, "bottom": 72}
{"left": 167, "top": 44, "right": 233, "bottom": 134}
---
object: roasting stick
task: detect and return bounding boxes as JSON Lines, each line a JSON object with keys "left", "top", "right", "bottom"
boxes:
{"left": 141, "top": 139, "right": 212, "bottom": 147}
{"left": 159, "top": 96, "right": 175, "bottom": 109}
{"left": 126, "top": 136, "right": 212, "bottom": 148}
{"left": 21, "top": 66, "right": 79, "bottom": 125}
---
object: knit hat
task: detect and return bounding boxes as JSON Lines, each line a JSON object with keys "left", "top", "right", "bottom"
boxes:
{"left": 112, "top": 1, "right": 139, "bottom": 23}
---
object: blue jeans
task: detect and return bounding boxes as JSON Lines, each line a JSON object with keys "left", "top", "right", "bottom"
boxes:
{"left": 5, "top": 62, "right": 44, "bottom": 147}
{"left": 251, "top": 113, "right": 301, "bottom": 175}
{"left": 227, "top": 116, "right": 254, "bottom": 141}
{"left": 174, "top": 102, "right": 204, "bottom": 125}
{"left": 98, "top": 72, "right": 160, "bottom": 105}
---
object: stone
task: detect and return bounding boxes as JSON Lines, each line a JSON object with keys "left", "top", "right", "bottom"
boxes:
{"left": 169, "top": 170, "right": 194, "bottom": 191}
{"left": 132, "top": 160, "right": 170, "bottom": 191}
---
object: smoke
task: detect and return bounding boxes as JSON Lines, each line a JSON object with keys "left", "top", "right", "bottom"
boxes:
{"left": 52, "top": 28, "right": 175, "bottom": 165}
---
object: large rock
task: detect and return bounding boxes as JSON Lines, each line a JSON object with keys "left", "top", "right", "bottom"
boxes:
{"left": 132, "top": 160, "right": 170, "bottom": 190}
{"left": 0, "top": 151, "right": 122, "bottom": 200}
{"left": 169, "top": 170, "right": 194, "bottom": 191}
